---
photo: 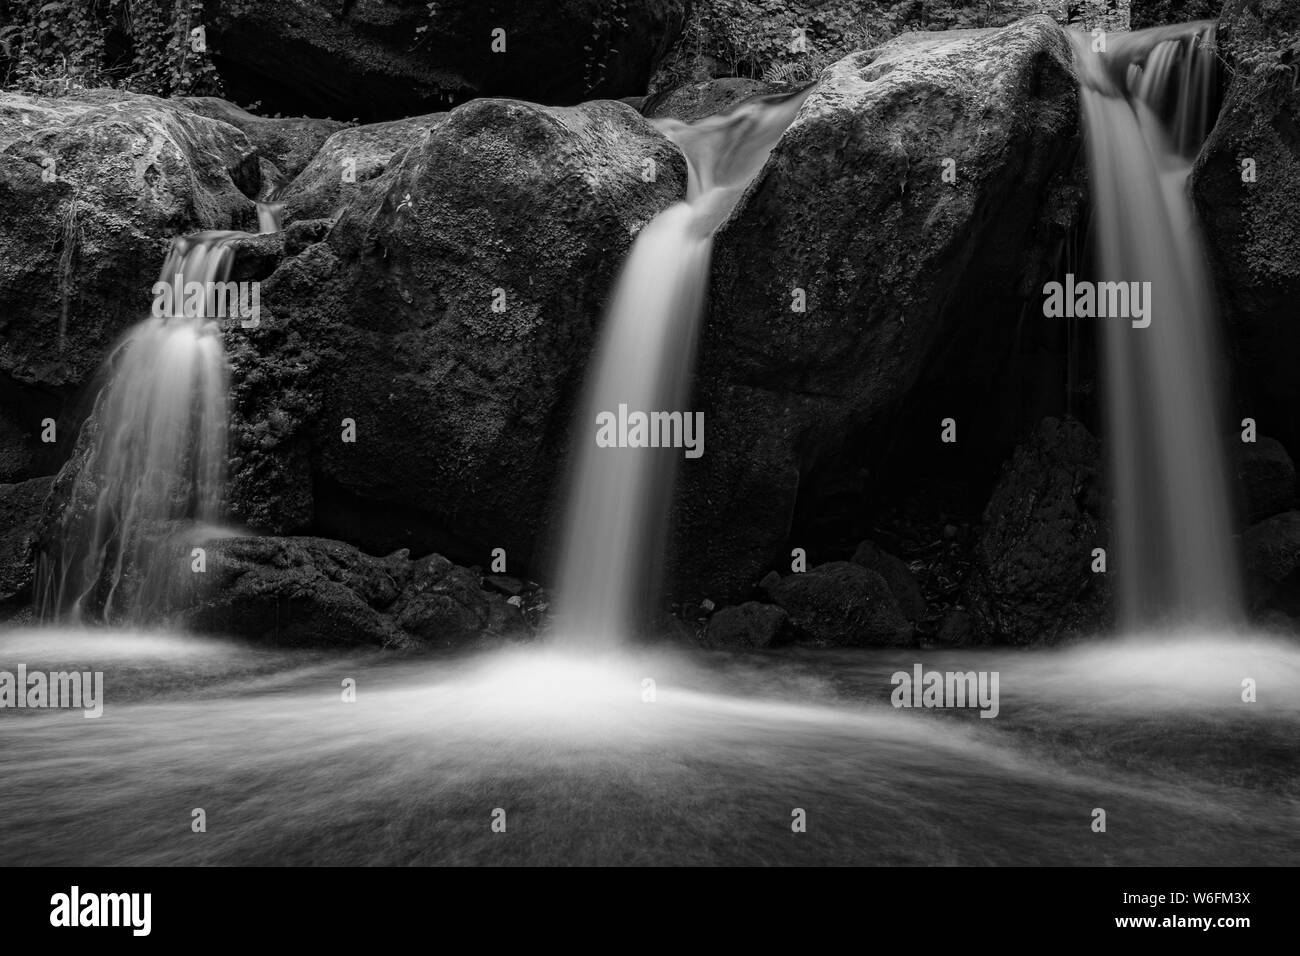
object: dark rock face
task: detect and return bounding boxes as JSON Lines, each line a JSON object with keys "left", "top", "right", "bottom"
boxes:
{"left": 0, "top": 476, "right": 52, "bottom": 606}
{"left": 965, "top": 417, "right": 1110, "bottom": 644}
{"left": 762, "top": 561, "right": 913, "bottom": 646}
{"left": 852, "top": 539, "right": 927, "bottom": 621}
{"left": 674, "top": 18, "right": 1082, "bottom": 599}
{"left": 706, "top": 601, "right": 790, "bottom": 648}
{"left": 1192, "top": 0, "right": 1300, "bottom": 460}
{"left": 204, "top": 0, "right": 690, "bottom": 122}
{"left": 1131, "top": 0, "right": 1223, "bottom": 29}
{"left": 227, "top": 98, "right": 687, "bottom": 575}
{"left": 1235, "top": 435, "right": 1297, "bottom": 522}
{"left": 177, "top": 534, "right": 526, "bottom": 647}
{"left": 1242, "top": 511, "right": 1300, "bottom": 614}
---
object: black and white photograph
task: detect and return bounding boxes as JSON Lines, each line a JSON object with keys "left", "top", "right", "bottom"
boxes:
{"left": 0, "top": 0, "right": 1294, "bottom": 927}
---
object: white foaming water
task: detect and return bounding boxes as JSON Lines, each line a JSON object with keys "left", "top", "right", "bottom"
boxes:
{"left": 1, "top": 627, "right": 1296, "bottom": 866}
{"left": 38, "top": 228, "right": 261, "bottom": 623}
{"left": 554, "top": 90, "right": 811, "bottom": 646}
{"left": 1070, "top": 24, "right": 1239, "bottom": 629}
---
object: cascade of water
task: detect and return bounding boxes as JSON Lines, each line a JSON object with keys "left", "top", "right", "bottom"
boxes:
{"left": 553, "top": 89, "right": 811, "bottom": 646}
{"left": 1069, "top": 23, "right": 1239, "bottom": 629}
{"left": 38, "top": 223, "right": 263, "bottom": 623}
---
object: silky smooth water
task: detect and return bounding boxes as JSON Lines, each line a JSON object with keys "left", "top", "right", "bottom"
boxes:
{"left": 1070, "top": 24, "right": 1239, "bottom": 629}
{"left": 0, "top": 628, "right": 1295, "bottom": 865}
{"left": 38, "top": 201, "right": 282, "bottom": 624}
{"left": 554, "top": 90, "right": 810, "bottom": 646}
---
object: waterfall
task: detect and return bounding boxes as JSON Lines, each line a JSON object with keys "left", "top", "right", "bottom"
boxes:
{"left": 38, "top": 202, "right": 279, "bottom": 624}
{"left": 1069, "top": 23, "right": 1239, "bottom": 629}
{"left": 553, "top": 90, "right": 811, "bottom": 646}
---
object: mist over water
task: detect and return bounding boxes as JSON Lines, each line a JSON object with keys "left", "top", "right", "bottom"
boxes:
{"left": 1070, "top": 24, "right": 1241, "bottom": 629}
{"left": 554, "top": 90, "right": 810, "bottom": 646}
{"left": 1, "top": 628, "right": 1296, "bottom": 865}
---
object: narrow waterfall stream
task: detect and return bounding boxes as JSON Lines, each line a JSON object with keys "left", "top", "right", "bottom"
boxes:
{"left": 1069, "top": 23, "right": 1240, "bottom": 629}
{"left": 554, "top": 89, "right": 810, "bottom": 646}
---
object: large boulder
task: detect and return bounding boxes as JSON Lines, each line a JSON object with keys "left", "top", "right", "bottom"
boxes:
{"left": 964, "top": 417, "right": 1110, "bottom": 644}
{"left": 203, "top": 0, "right": 690, "bottom": 122}
{"left": 674, "top": 18, "right": 1082, "bottom": 598}
{"left": 0, "top": 90, "right": 260, "bottom": 396}
{"left": 705, "top": 601, "right": 790, "bottom": 648}
{"left": 225, "top": 97, "right": 687, "bottom": 574}
{"left": 762, "top": 561, "right": 913, "bottom": 646}
{"left": 1192, "top": 0, "right": 1300, "bottom": 459}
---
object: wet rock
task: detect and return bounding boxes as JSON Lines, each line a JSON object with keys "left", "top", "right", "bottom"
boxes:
{"left": 1192, "top": 0, "right": 1300, "bottom": 460}
{"left": 0, "top": 90, "right": 259, "bottom": 395}
{"left": 851, "top": 539, "right": 927, "bottom": 620}
{"left": 281, "top": 115, "right": 441, "bottom": 223}
{"left": 392, "top": 555, "right": 497, "bottom": 646}
{"left": 0, "top": 476, "right": 53, "bottom": 605}
{"left": 1235, "top": 435, "right": 1297, "bottom": 522}
{"left": 965, "top": 417, "right": 1110, "bottom": 644}
{"left": 178, "top": 535, "right": 405, "bottom": 646}
{"left": 177, "top": 534, "right": 525, "bottom": 646}
{"left": 227, "top": 97, "right": 686, "bottom": 566}
{"left": 706, "top": 601, "right": 790, "bottom": 648}
{"left": 675, "top": 18, "right": 1083, "bottom": 599}
{"left": 643, "top": 78, "right": 774, "bottom": 121}
{"left": 177, "top": 98, "right": 346, "bottom": 181}
{"left": 937, "top": 608, "right": 975, "bottom": 646}
{"left": 1243, "top": 510, "right": 1300, "bottom": 613}
{"left": 763, "top": 561, "right": 912, "bottom": 646}
{"left": 484, "top": 574, "right": 525, "bottom": 597}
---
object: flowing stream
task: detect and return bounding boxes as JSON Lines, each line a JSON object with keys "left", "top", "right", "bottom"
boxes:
{"left": 554, "top": 89, "right": 810, "bottom": 645}
{"left": 1070, "top": 23, "right": 1240, "bottom": 628}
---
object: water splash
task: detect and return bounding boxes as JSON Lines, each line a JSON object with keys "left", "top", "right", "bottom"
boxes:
{"left": 38, "top": 228, "right": 260, "bottom": 622}
{"left": 1069, "top": 24, "right": 1239, "bottom": 629}
{"left": 553, "top": 89, "right": 811, "bottom": 647}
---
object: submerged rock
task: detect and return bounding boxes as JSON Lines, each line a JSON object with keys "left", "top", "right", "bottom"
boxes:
{"left": 965, "top": 417, "right": 1110, "bottom": 644}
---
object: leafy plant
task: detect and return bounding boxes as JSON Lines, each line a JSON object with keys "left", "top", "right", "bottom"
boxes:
{"left": 0, "top": 0, "right": 224, "bottom": 97}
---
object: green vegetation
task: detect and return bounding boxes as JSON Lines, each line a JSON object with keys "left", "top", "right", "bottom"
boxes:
{"left": 0, "top": 0, "right": 221, "bottom": 97}
{"left": 655, "top": 1, "right": 1131, "bottom": 90}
